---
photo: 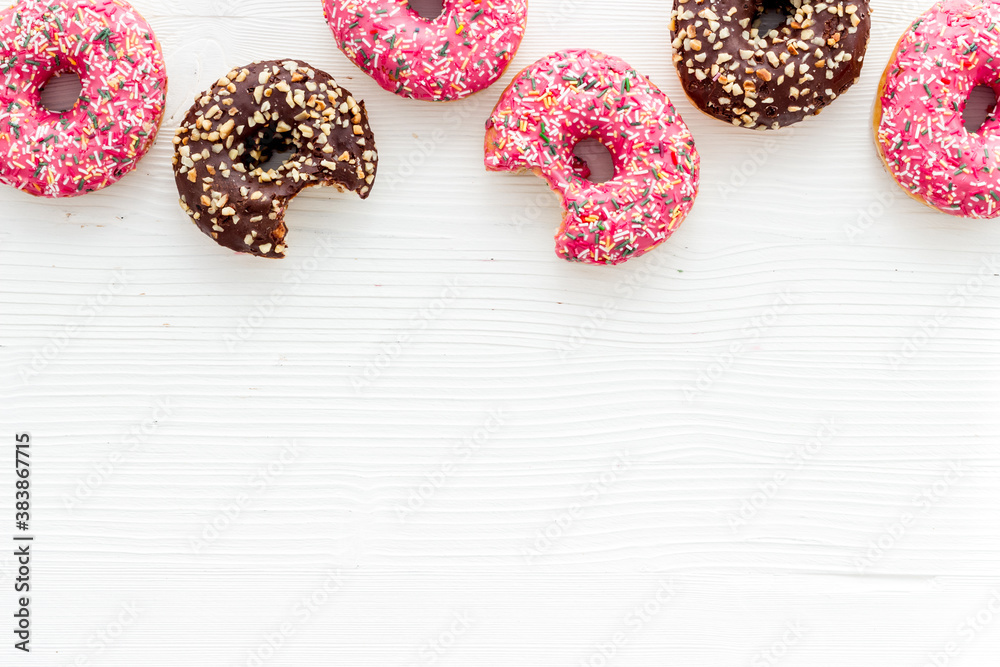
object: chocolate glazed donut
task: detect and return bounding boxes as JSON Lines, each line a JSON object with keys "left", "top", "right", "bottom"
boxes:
{"left": 173, "top": 60, "right": 378, "bottom": 258}
{"left": 671, "top": 0, "right": 871, "bottom": 130}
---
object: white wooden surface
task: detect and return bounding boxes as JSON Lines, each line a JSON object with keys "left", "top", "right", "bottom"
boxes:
{"left": 3, "top": 0, "right": 1000, "bottom": 665}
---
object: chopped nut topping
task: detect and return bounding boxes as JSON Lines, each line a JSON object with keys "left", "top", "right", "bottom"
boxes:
{"left": 173, "top": 60, "right": 378, "bottom": 259}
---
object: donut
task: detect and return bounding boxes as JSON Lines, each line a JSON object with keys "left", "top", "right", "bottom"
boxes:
{"left": 173, "top": 60, "right": 378, "bottom": 259}
{"left": 484, "top": 49, "right": 701, "bottom": 266}
{"left": 0, "top": 0, "right": 167, "bottom": 197}
{"left": 875, "top": 0, "right": 1000, "bottom": 218}
{"left": 670, "top": 0, "right": 871, "bottom": 130}
{"left": 322, "top": 0, "right": 528, "bottom": 102}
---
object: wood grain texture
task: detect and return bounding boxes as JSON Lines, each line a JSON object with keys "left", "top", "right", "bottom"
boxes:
{"left": 2, "top": 0, "right": 1000, "bottom": 665}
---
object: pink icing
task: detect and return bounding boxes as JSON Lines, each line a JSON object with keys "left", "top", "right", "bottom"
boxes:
{"left": 876, "top": 0, "right": 1000, "bottom": 218}
{"left": 485, "top": 49, "right": 701, "bottom": 266}
{"left": 323, "top": 0, "right": 527, "bottom": 102}
{"left": 0, "top": 0, "right": 166, "bottom": 198}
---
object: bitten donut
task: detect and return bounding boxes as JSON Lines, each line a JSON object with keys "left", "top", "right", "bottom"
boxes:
{"left": 671, "top": 0, "right": 871, "bottom": 130}
{"left": 875, "top": 0, "right": 1000, "bottom": 218}
{"left": 173, "top": 60, "right": 378, "bottom": 259}
{"left": 323, "top": 0, "right": 528, "bottom": 102}
{"left": 485, "top": 49, "right": 700, "bottom": 266}
{"left": 0, "top": 0, "right": 167, "bottom": 197}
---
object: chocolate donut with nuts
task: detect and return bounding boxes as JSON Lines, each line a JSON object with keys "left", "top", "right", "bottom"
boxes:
{"left": 670, "top": 0, "right": 871, "bottom": 130}
{"left": 173, "top": 60, "right": 378, "bottom": 258}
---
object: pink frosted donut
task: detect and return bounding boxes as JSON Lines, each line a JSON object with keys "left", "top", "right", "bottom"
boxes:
{"left": 875, "top": 0, "right": 1000, "bottom": 218}
{"left": 0, "top": 0, "right": 167, "bottom": 198}
{"left": 485, "top": 49, "right": 701, "bottom": 266}
{"left": 322, "top": 0, "right": 528, "bottom": 102}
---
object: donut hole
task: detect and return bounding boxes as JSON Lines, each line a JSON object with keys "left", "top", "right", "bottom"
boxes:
{"left": 963, "top": 85, "right": 998, "bottom": 133}
{"left": 754, "top": 0, "right": 790, "bottom": 36}
{"left": 572, "top": 138, "right": 615, "bottom": 184}
{"left": 243, "top": 129, "right": 298, "bottom": 173}
{"left": 40, "top": 71, "right": 83, "bottom": 113}
{"left": 257, "top": 146, "right": 298, "bottom": 173}
{"left": 408, "top": 0, "right": 444, "bottom": 19}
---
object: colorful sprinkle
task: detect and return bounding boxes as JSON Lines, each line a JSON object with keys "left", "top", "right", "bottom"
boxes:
{"left": 485, "top": 49, "right": 701, "bottom": 266}
{"left": 876, "top": 0, "right": 1000, "bottom": 218}
{"left": 0, "top": 0, "right": 166, "bottom": 198}
{"left": 322, "top": 0, "right": 528, "bottom": 102}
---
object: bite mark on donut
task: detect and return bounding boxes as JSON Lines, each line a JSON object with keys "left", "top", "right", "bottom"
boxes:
{"left": 485, "top": 49, "right": 701, "bottom": 266}
{"left": 173, "top": 60, "right": 378, "bottom": 258}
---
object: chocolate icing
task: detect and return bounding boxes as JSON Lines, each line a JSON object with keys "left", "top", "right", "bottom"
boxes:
{"left": 671, "top": 0, "right": 871, "bottom": 130}
{"left": 172, "top": 60, "right": 378, "bottom": 258}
